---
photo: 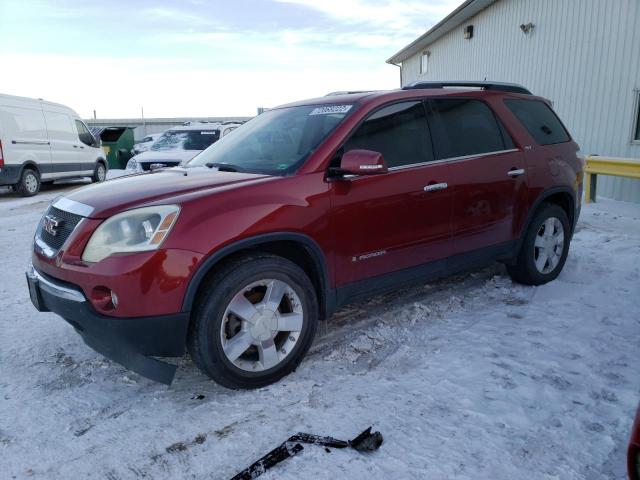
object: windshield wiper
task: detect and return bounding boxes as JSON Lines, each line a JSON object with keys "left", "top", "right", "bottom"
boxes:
{"left": 205, "top": 162, "right": 242, "bottom": 172}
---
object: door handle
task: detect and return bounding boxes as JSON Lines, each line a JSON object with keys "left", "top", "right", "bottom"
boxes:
{"left": 12, "top": 140, "right": 50, "bottom": 145}
{"left": 424, "top": 182, "right": 448, "bottom": 192}
{"left": 73, "top": 145, "right": 78, "bottom": 148}
{"left": 507, "top": 168, "right": 525, "bottom": 177}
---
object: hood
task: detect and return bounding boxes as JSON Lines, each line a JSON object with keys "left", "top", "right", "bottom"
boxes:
{"left": 63, "top": 167, "right": 272, "bottom": 218}
{"left": 132, "top": 149, "right": 200, "bottom": 163}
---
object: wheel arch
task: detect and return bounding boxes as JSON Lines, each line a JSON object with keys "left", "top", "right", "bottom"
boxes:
{"left": 19, "top": 160, "right": 41, "bottom": 176}
{"left": 521, "top": 187, "right": 576, "bottom": 239}
{"left": 182, "top": 232, "right": 335, "bottom": 320}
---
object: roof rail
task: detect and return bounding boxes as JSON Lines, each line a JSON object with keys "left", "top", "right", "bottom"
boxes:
{"left": 325, "top": 90, "right": 376, "bottom": 96}
{"left": 402, "top": 81, "right": 532, "bottom": 95}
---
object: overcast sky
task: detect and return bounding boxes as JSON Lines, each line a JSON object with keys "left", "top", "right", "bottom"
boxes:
{"left": 0, "top": 0, "right": 462, "bottom": 118}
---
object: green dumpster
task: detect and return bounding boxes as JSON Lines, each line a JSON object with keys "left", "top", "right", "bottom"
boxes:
{"left": 96, "top": 127, "right": 135, "bottom": 169}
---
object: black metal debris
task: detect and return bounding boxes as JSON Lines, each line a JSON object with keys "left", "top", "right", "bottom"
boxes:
{"left": 230, "top": 427, "right": 383, "bottom": 479}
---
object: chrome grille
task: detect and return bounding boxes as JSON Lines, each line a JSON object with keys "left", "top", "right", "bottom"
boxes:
{"left": 37, "top": 206, "right": 83, "bottom": 252}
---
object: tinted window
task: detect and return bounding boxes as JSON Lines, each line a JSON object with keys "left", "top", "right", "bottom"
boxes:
{"left": 504, "top": 99, "right": 570, "bottom": 145}
{"left": 343, "top": 101, "right": 433, "bottom": 168}
{"left": 635, "top": 94, "right": 640, "bottom": 141}
{"left": 428, "top": 99, "right": 506, "bottom": 159}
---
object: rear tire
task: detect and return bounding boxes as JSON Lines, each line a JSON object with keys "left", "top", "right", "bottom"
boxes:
{"left": 188, "top": 253, "right": 319, "bottom": 389}
{"left": 92, "top": 162, "right": 107, "bottom": 183}
{"left": 16, "top": 168, "right": 41, "bottom": 197}
{"left": 507, "top": 203, "right": 571, "bottom": 285}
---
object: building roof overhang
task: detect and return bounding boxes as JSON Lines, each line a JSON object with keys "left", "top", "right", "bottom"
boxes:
{"left": 386, "top": 0, "right": 498, "bottom": 65}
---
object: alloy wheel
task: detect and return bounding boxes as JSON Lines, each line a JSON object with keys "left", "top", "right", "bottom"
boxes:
{"left": 25, "top": 172, "right": 38, "bottom": 193}
{"left": 533, "top": 217, "right": 565, "bottom": 274}
{"left": 220, "top": 279, "right": 304, "bottom": 372}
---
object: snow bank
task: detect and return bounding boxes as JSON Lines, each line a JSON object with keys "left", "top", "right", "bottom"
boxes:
{"left": 0, "top": 192, "right": 638, "bottom": 479}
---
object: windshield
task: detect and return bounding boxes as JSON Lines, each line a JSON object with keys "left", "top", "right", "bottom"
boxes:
{"left": 187, "top": 104, "right": 353, "bottom": 175}
{"left": 151, "top": 129, "right": 220, "bottom": 151}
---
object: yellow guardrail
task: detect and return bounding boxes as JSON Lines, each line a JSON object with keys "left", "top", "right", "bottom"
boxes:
{"left": 584, "top": 155, "right": 640, "bottom": 203}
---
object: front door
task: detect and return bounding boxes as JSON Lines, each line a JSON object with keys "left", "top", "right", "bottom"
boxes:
{"left": 330, "top": 100, "right": 453, "bottom": 288}
{"left": 74, "top": 119, "right": 99, "bottom": 171}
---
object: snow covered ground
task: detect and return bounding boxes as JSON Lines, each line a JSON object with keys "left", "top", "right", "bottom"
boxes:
{"left": 1, "top": 182, "right": 638, "bottom": 480}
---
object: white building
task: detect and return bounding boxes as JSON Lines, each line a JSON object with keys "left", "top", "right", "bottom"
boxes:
{"left": 387, "top": 0, "right": 640, "bottom": 202}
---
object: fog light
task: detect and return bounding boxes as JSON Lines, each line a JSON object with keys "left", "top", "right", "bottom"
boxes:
{"left": 91, "top": 286, "right": 118, "bottom": 311}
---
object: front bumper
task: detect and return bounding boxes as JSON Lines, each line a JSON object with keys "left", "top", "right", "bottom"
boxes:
{"left": 26, "top": 262, "right": 189, "bottom": 384}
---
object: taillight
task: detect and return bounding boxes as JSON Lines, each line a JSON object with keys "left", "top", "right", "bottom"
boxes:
{"left": 0, "top": 139, "right": 4, "bottom": 168}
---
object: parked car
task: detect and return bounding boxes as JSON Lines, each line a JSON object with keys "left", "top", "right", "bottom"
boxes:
{"left": 125, "top": 122, "right": 243, "bottom": 172}
{"left": 26, "top": 82, "right": 583, "bottom": 388}
{"left": 0, "top": 93, "right": 107, "bottom": 196}
{"left": 630, "top": 406, "right": 640, "bottom": 480}
{"left": 131, "top": 133, "right": 163, "bottom": 155}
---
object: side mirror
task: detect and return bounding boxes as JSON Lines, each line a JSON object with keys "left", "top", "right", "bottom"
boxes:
{"left": 80, "top": 132, "right": 96, "bottom": 147}
{"left": 334, "top": 149, "right": 388, "bottom": 176}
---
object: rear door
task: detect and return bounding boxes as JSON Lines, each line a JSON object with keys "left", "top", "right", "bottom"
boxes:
{"left": 426, "top": 97, "right": 528, "bottom": 257}
{"left": 0, "top": 98, "right": 52, "bottom": 174}
{"left": 503, "top": 98, "right": 578, "bottom": 206}
{"left": 330, "top": 100, "right": 453, "bottom": 288}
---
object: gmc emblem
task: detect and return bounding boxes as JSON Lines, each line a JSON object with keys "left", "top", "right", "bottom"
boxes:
{"left": 42, "top": 215, "right": 62, "bottom": 236}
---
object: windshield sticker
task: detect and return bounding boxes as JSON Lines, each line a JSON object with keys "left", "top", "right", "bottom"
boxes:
{"left": 309, "top": 105, "right": 352, "bottom": 116}
{"left": 200, "top": 131, "right": 217, "bottom": 135}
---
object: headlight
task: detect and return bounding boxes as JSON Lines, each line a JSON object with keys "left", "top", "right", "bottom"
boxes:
{"left": 126, "top": 159, "right": 139, "bottom": 171}
{"left": 82, "top": 205, "right": 180, "bottom": 263}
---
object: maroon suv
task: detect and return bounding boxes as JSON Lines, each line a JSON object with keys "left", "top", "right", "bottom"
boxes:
{"left": 26, "top": 82, "right": 583, "bottom": 388}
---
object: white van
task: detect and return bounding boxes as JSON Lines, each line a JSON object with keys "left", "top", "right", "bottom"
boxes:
{"left": 0, "top": 93, "right": 107, "bottom": 196}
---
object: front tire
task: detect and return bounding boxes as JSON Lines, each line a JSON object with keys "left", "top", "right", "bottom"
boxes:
{"left": 16, "top": 168, "right": 41, "bottom": 197}
{"left": 507, "top": 203, "right": 571, "bottom": 285}
{"left": 92, "top": 162, "right": 107, "bottom": 183}
{"left": 188, "top": 253, "right": 319, "bottom": 389}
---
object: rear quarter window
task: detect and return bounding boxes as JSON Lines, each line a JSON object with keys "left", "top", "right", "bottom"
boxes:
{"left": 504, "top": 99, "right": 570, "bottom": 145}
